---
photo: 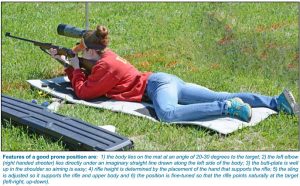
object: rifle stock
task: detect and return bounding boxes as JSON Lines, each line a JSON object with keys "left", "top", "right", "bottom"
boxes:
{"left": 5, "top": 32, "right": 95, "bottom": 74}
{"left": 78, "top": 58, "right": 96, "bottom": 75}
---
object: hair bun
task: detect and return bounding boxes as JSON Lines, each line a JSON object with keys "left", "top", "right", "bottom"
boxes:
{"left": 96, "top": 25, "right": 108, "bottom": 38}
{"left": 83, "top": 25, "right": 109, "bottom": 48}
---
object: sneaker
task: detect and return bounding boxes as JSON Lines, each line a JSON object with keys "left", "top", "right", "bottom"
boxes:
{"left": 277, "top": 89, "right": 296, "bottom": 115}
{"left": 225, "top": 98, "right": 252, "bottom": 122}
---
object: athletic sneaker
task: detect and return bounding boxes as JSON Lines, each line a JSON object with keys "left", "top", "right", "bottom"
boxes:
{"left": 277, "top": 89, "right": 296, "bottom": 115}
{"left": 225, "top": 98, "right": 252, "bottom": 122}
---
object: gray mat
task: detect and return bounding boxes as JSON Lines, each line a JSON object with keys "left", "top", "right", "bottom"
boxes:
{"left": 27, "top": 76, "right": 277, "bottom": 134}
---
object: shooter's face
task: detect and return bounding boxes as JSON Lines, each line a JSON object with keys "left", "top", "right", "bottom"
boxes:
{"left": 72, "top": 39, "right": 101, "bottom": 61}
{"left": 82, "top": 48, "right": 100, "bottom": 61}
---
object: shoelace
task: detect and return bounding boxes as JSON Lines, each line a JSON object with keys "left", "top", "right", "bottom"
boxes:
{"left": 228, "top": 103, "right": 242, "bottom": 116}
{"left": 285, "top": 90, "right": 296, "bottom": 104}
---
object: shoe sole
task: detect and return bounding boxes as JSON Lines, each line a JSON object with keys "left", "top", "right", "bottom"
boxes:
{"left": 283, "top": 89, "right": 297, "bottom": 114}
{"left": 245, "top": 103, "right": 252, "bottom": 122}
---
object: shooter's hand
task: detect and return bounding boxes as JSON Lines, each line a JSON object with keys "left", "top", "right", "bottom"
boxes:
{"left": 69, "top": 55, "right": 80, "bottom": 69}
{"left": 49, "top": 48, "right": 67, "bottom": 61}
{"left": 49, "top": 48, "right": 70, "bottom": 68}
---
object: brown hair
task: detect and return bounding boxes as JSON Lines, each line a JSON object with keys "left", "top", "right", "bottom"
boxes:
{"left": 83, "top": 25, "right": 109, "bottom": 51}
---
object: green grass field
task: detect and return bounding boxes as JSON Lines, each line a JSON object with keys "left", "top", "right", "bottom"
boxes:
{"left": 1, "top": 2, "right": 299, "bottom": 151}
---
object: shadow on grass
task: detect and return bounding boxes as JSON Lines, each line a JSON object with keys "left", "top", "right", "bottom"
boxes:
{"left": 174, "top": 123, "right": 224, "bottom": 137}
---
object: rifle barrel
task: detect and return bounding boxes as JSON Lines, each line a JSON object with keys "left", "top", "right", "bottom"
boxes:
{"left": 5, "top": 33, "right": 48, "bottom": 46}
{"left": 5, "top": 32, "right": 94, "bottom": 74}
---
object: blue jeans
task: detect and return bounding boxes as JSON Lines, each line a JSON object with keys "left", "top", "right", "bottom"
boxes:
{"left": 145, "top": 72, "right": 278, "bottom": 122}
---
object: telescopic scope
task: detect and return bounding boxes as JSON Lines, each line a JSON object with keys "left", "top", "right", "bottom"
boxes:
{"left": 57, "top": 24, "right": 86, "bottom": 38}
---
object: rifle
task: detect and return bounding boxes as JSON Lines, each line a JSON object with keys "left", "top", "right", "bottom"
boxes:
{"left": 5, "top": 32, "right": 95, "bottom": 74}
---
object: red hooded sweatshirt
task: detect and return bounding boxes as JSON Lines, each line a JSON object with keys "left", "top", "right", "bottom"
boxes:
{"left": 65, "top": 49, "right": 152, "bottom": 102}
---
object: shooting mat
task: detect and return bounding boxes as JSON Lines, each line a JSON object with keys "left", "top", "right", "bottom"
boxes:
{"left": 27, "top": 76, "right": 277, "bottom": 135}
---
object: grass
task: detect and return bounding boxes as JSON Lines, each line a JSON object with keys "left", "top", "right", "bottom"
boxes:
{"left": 1, "top": 2, "right": 299, "bottom": 151}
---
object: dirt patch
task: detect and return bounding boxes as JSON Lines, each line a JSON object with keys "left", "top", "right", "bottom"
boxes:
{"left": 259, "top": 50, "right": 268, "bottom": 61}
{"left": 218, "top": 35, "right": 234, "bottom": 45}
{"left": 124, "top": 50, "right": 161, "bottom": 60}
{"left": 293, "top": 53, "right": 299, "bottom": 62}
{"left": 2, "top": 81, "right": 30, "bottom": 93}
{"left": 256, "top": 21, "right": 292, "bottom": 33}
{"left": 210, "top": 63, "right": 220, "bottom": 70}
{"left": 165, "top": 61, "right": 178, "bottom": 68}
{"left": 287, "top": 63, "right": 298, "bottom": 69}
